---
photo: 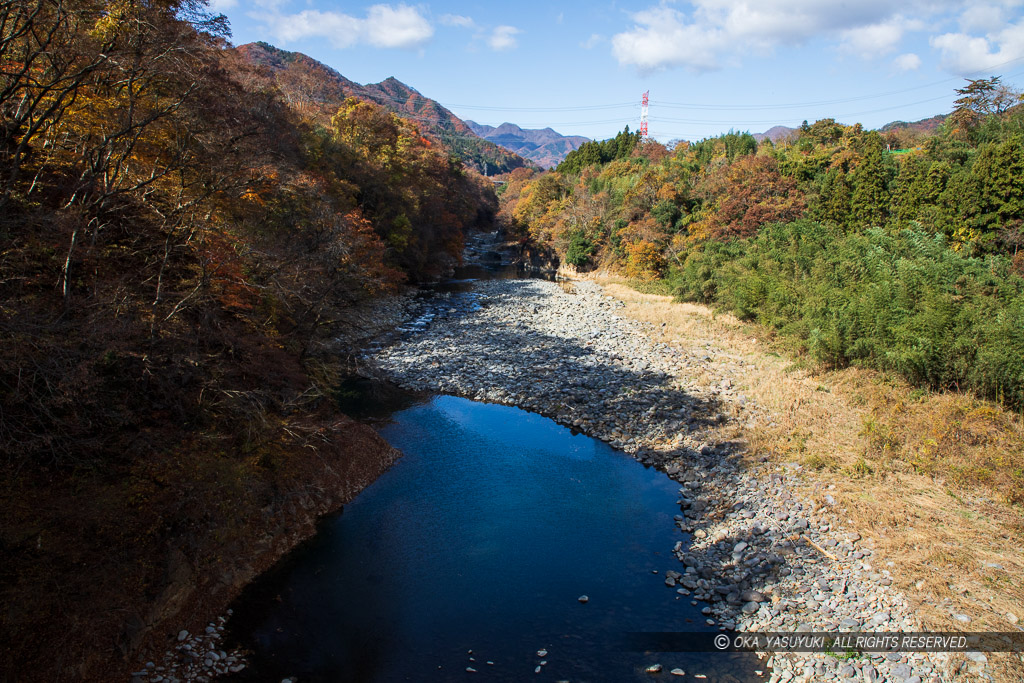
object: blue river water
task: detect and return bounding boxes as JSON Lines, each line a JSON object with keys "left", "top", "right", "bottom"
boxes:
{"left": 226, "top": 395, "right": 757, "bottom": 682}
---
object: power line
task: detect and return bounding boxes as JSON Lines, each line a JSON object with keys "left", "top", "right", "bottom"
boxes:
{"left": 655, "top": 60, "right": 1024, "bottom": 111}
{"left": 328, "top": 62, "right": 1024, "bottom": 145}
{"left": 398, "top": 112, "right": 635, "bottom": 129}
{"left": 352, "top": 56, "right": 1024, "bottom": 115}
{"left": 432, "top": 102, "right": 636, "bottom": 112}
{"left": 648, "top": 92, "right": 956, "bottom": 126}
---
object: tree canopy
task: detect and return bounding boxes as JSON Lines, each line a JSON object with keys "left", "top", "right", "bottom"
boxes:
{"left": 500, "top": 79, "right": 1024, "bottom": 410}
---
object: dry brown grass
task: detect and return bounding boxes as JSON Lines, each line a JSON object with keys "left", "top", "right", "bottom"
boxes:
{"left": 594, "top": 276, "right": 1024, "bottom": 681}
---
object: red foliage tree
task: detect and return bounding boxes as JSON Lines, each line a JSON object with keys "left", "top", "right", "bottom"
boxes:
{"left": 705, "top": 155, "right": 805, "bottom": 239}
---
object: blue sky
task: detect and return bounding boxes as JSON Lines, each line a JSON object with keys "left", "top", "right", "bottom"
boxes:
{"left": 209, "top": 0, "right": 1024, "bottom": 143}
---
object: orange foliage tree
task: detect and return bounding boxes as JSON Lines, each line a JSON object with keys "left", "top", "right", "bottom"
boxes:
{"left": 701, "top": 155, "right": 806, "bottom": 240}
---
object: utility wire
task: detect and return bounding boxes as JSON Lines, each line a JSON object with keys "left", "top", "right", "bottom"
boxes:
{"left": 655, "top": 59, "right": 1024, "bottom": 111}
{"left": 330, "top": 61, "right": 1024, "bottom": 144}
{"left": 351, "top": 56, "right": 1024, "bottom": 115}
{"left": 648, "top": 92, "right": 956, "bottom": 126}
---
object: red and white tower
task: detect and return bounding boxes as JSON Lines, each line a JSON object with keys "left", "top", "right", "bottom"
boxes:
{"left": 640, "top": 91, "right": 649, "bottom": 141}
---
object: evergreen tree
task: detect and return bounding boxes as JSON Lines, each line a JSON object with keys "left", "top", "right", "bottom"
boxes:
{"left": 890, "top": 156, "right": 927, "bottom": 224}
{"left": 813, "top": 167, "right": 851, "bottom": 226}
{"left": 850, "top": 131, "right": 891, "bottom": 229}
{"left": 924, "top": 161, "right": 951, "bottom": 204}
{"left": 971, "top": 134, "right": 1024, "bottom": 241}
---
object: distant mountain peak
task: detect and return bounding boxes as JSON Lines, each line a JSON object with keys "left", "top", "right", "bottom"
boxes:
{"left": 879, "top": 113, "right": 946, "bottom": 134}
{"left": 464, "top": 120, "right": 494, "bottom": 135}
{"left": 373, "top": 76, "right": 420, "bottom": 94}
{"left": 752, "top": 125, "right": 797, "bottom": 143}
{"left": 466, "top": 120, "right": 589, "bottom": 168}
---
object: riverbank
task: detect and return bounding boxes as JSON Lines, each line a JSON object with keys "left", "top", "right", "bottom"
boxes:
{"left": 113, "top": 295, "right": 418, "bottom": 683}
{"left": 602, "top": 279, "right": 1024, "bottom": 682}
{"left": 368, "top": 276, "right": 1022, "bottom": 683}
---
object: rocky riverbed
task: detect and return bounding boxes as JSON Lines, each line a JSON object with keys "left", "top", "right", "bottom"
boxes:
{"left": 367, "top": 278, "right": 988, "bottom": 683}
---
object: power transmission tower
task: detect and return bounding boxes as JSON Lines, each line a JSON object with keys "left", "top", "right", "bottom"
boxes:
{"left": 640, "top": 91, "right": 649, "bottom": 141}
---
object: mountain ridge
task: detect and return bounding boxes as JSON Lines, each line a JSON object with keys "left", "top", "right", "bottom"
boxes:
{"left": 235, "top": 42, "right": 530, "bottom": 174}
{"left": 751, "top": 114, "right": 948, "bottom": 145}
{"left": 465, "top": 120, "right": 589, "bottom": 168}
{"left": 879, "top": 113, "right": 947, "bottom": 134}
{"left": 752, "top": 125, "right": 798, "bottom": 143}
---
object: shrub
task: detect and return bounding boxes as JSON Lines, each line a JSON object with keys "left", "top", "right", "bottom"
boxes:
{"left": 673, "top": 220, "right": 1024, "bottom": 409}
{"left": 564, "top": 231, "right": 596, "bottom": 267}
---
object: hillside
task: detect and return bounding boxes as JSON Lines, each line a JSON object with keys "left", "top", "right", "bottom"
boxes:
{"left": 466, "top": 120, "right": 589, "bottom": 168}
{"left": 502, "top": 95, "right": 1024, "bottom": 411}
{"left": 235, "top": 42, "right": 530, "bottom": 174}
{"left": 752, "top": 125, "right": 797, "bottom": 143}
{"left": 880, "top": 113, "right": 947, "bottom": 134}
{"left": 0, "top": 10, "right": 498, "bottom": 681}
{"left": 753, "top": 117, "right": 947, "bottom": 146}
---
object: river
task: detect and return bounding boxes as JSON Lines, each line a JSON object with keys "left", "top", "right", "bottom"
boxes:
{"left": 223, "top": 237, "right": 760, "bottom": 682}
{"left": 226, "top": 394, "right": 757, "bottom": 682}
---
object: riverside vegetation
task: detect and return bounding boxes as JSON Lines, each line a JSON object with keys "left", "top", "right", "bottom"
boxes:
{"left": 0, "top": 1, "right": 494, "bottom": 679}
{"left": 501, "top": 79, "right": 1024, "bottom": 415}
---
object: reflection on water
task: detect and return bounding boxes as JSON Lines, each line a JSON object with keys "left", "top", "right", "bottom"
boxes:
{"left": 226, "top": 396, "right": 758, "bottom": 682}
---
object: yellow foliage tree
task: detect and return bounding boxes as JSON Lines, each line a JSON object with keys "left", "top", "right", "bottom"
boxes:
{"left": 624, "top": 240, "right": 666, "bottom": 280}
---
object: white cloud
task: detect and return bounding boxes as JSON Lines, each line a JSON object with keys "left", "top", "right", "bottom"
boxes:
{"left": 609, "top": 0, "right": 952, "bottom": 72}
{"left": 581, "top": 33, "right": 603, "bottom": 49}
{"left": 959, "top": 4, "right": 1009, "bottom": 33}
{"left": 894, "top": 52, "right": 923, "bottom": 70}
{"left": 610, "top": 6, "right": 729, "bottom": 73}
{"left": 207, "top": 0, "right": 238, "bottom": 11}
{"left": 697, "top": 0, "right": 897, "bottom": 46}
{"left": 930, "top": 19, "right": 1024, "bottom": 74}
{"left": 488, "top": 25, "right": 521, "bottom": 51}
{"left": 440, "top": 13, "right": 475, "bottom": 29}
{"left": 364, "top": 4, "right": 433, "bottom": 47}
{"left": 275, "top": 10, "right": 362, "bottom": 47}
{"left": 840, "top": 17, "right": 917, "bottom": 57}
{"left": 266, "top": 3, "right": 433, "bottom": 50}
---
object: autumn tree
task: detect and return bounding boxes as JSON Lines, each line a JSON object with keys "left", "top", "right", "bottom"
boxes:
{"left": 701, "top": 155, "right": 804, "bottom": 240}
{"left": 949, "top": 76, "right": 1024, "bottom": 142}
{"left": 0, "top": 0, "right": 117, "bottom": 208}
{"left": 624, "top": 239, "right": 666, "bottom": 279}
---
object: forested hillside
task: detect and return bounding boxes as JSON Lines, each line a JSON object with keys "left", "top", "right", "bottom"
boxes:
{"left": 500, "top": 77, "right": 1024, "bottom": 410}
{"left": 236, "top": 41, "right": 530, "bottom": 175}
{"left": 0, "top": 1, "right": 496, "bottom": 679}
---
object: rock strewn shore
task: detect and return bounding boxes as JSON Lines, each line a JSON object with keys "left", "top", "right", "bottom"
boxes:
{"left": 369, "top": 278, "right": 981, "bottom": 683}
